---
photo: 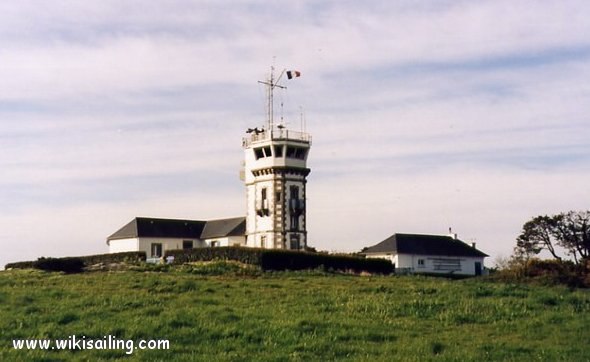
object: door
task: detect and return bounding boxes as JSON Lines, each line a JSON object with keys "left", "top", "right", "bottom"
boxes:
{"left": 151, "top": 243, "right": 163, "bottom": 257}
{"left": 474, "top": 262, "right": 482, "bottom": 276}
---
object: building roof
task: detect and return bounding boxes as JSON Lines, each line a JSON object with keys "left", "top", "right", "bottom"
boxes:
{"left": 201, "top": 217, "right": 246, "bottom": 239}
{"left": 107, "top": 217, "right": 206, "bottom": 241}
{"left": 107, "top": 216, "right": 246, "bottom": 242}
{"left": 362, "top": 233, "right": 488, "bottom": 258}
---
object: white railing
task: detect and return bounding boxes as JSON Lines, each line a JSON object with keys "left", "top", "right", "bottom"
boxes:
{"left": 242, "top": 129, "right": 312, "bottom": 147}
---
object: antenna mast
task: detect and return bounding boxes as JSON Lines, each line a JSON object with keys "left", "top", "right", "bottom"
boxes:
{"left": 258, "top": 66, "right": 286, "bottom": 130}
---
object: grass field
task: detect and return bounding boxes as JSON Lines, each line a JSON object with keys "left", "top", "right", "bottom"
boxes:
{"left": 1, "top": 262, "right": 589, "bottom": 361}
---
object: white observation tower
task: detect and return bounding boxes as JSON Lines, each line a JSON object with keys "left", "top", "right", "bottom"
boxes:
{"left": 241, "top": 67, "right": 311, "bottom": 250}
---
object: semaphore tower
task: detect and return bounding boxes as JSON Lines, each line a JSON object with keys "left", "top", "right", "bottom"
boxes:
{"left": 241, "top": 67, "right": 311, "bottom": 250}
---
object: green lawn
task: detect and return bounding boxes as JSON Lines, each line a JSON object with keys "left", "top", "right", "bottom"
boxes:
{"left": 1, "top": 264, "right": 589, "bottom": 361}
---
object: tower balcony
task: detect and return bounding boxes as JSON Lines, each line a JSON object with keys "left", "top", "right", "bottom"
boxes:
{"left": 243, "top": 128, "right": 312, "bottom": 148}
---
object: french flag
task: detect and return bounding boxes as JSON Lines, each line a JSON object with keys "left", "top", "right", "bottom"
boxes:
{"left": 286, "top": 70, "right": 301, "bottom": 79}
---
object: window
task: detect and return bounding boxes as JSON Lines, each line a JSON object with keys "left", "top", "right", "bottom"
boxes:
{"left": 262, "top": 187, "right": 267, "bottom": 203}
{"left": 210, "top": 240, "right": 218, "bottom": 247}
{"left": 286, "top": 146, "right": 296, "bottom": 158}
{"left": 182, "top": 240, "right": 193, "bottom": 250}
{"left": 289, "top": 185, "right": 301, "bottom": 230}
{"left": 290, "top": 213, "right": 299, "bottom": 230}
{"left": 290, "top": 235, "right": 300, "bottom": 250}
{"left": 276, "top": 191, "right": 281, "bottom": 202}
{"left": 263, "top": 146, "right": 272, "bottom": 157}
{"left": 294, "top": 148, "right": 306, "bottom": 160}
{"left": 260, "top": 235, "right": 267, "bottom": 248}
{"left": 274, "top": 145, "right": 283, "bottom": 157}
{"left": 431, "top": 258, "right": 461, "bottom": 271}
{"left": 254, "top": 148, "right": 264, "bottom": 159}
{"left": 256, "top": 187, "right": 270, "bottom": 216}
{"left": 417, "top": 259, "right": 425, "bottom": 268}
{"left": 290, "top": 185, "right": 299, "bottom": 199}
{"left": 151, "top": 243, "right": 163, "bottom": 257}
{"left": 285, "top": 146, "right": 307, "bottom": 159}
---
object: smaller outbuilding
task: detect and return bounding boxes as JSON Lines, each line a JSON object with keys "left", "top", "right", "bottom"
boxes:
{"left": 361, "top": 233, "right": 488, "bottom": 276}
{"left": 107, "top": 217, "right": 246, "bottom": 258}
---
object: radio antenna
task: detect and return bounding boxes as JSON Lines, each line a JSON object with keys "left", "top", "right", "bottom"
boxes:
{"left": 258, "top": 66, "right": 286, "bottom": 130}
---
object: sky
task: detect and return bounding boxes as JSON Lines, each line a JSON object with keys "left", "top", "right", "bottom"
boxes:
{"left": 1, "top": 0, "right": 589, "bottom": 269}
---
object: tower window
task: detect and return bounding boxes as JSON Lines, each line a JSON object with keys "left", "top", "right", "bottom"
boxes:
{"left": 286, "top": 146, "right": 295, "bottom": 158}
{"left": 254, "top": 148, "right": 264, "bottom": 159}
{"left": 290, "top": 214, "right": 299, "bottom": 230}
{"left": 290, "top": 235, "right": 300, "bottom": 250}
{"left": 290, "top": 185, "right": 299, "bottom": 199}
{"left": 294, "top": 148, "right": 306, "bottom": 159}
{"left": 257, "top": 187, "right": 269, "bottom": 216}
{"left": 263, "top": 146, "right": 272, "bottom": 157}
{"left": 289, "top": 185, "right": 302, "bottom": 230}
{"left": 260, "top": 235, "right": 267, "bottom": 248}
{"left": 285, "top": 146, "right": 307, "bottom": 159}
{"left": 274, "top": 145, "right": 283, "bottom": 157}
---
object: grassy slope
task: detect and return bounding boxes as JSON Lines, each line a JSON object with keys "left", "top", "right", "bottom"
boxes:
{"left": 1, "top": 266, "right": 589, "bottom": 361}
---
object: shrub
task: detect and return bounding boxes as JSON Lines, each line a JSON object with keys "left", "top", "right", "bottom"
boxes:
{"left": 4, "top": 261, "right": 35, "bottom": 270}
{"left": 5, "top": 252, "right": 147, "bottom": 272}
{"left": 165, "top": 247, "right": 263, "bottom": 265}
{"left": 165, "top": 247, "right": 393, "bottom": 275}
{"left": 260, "top": 250, "right": 393, "bottom": 274}
{"left": 492, "top": 258, "right": 590, "bottom": 288}
{"left": 33, "top": 257, "right": 85, "bottom": 274}
{"left": 79, "top": 251, "right": 146, "bottom": 266}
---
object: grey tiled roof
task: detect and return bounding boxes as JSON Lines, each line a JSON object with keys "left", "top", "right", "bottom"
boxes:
{"left": 362, "top": 233, "right": 488, "bottom": 257}
{"left": 107, "top": 217, "right": 206, "bottom": 240}
{"left": 201, "top": 217, "right": 246, "bottom": 239}
{"left": 107, "top": 216, "right": 246, "bottom": 241}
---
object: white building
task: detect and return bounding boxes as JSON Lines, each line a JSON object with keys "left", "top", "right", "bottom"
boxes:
{"left": 361, "top": 233, "right": 488, "bottom": 276}
{"left": 107, "top": 217, "right": 245, "bottom": 257}
{"left": 240, "top": 68, "right": 311, "bottom": 250}
{"left": 241, "top": 128, "right": 311, "bottom": 250}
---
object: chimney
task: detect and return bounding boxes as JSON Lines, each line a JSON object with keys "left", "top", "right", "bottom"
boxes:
{"left": 448, "top": 227, "right": 457, "bottom": 240}
{"left": 472, "top": 242, "right": 476, "bottom": 249}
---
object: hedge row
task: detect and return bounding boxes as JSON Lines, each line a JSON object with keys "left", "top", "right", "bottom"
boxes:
{"left": 165, "top": 247, "right": 394, "bottom": 275}
{"left": 260, "top": 250, "right": 394, "bottom": 274}
{"left": 5, "top": 251, "right": 146, "bottom": 272}
{"left": 165, "top": 247, "right": 263, "bottom": 265}
{"left": 33, "top": 257, "right": 86, "bottom": 274}
{"left": 77, "top": 251, "right": 147, "bottom": 266}
{"left": 4, "top": 261, "right": 35, "bottom": 269}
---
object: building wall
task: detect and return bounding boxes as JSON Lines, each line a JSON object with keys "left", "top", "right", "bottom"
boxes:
{"left": 203, "top": 236, "right": 246, "bottom": 248}
{"left": 367, "top": 253, "right": 484, "bottom": 276}
{"left": 108, "top": 238, "right": 139, "bottom": 254}
{"left": 109, "top": 236, "right": 246, "bottom": 255}
{"left": 138, "top": 237, "right": 204, "bottom": 257}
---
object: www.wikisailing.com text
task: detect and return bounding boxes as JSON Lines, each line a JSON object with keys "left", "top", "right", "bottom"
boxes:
{"left": 12, "top": 335, "right": 169, "bottom": 355}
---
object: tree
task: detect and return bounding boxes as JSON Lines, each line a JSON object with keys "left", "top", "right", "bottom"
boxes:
{"left": 516, "top": 215, "right": 560, "bottom": 261}
{"left": 552, "top": 211, "right": 590, "bottom": 263}
{"left": 515, "top": 211, "right": 590, "bottom": 264}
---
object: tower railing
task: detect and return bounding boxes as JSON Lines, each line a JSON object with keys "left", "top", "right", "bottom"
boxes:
{"left": 242, "top": 128, "right": 312, "bottom": 147}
